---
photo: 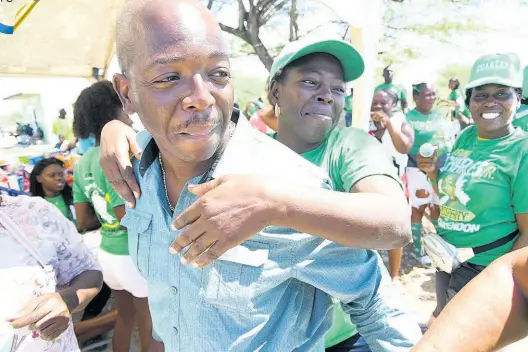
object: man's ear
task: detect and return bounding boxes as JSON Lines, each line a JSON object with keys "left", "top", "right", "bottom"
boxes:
{"left": 113, "top": 73, "right": 136, "bottom": 115}
{"left": 269, "top": 81, "right": 280, "bottom": 106}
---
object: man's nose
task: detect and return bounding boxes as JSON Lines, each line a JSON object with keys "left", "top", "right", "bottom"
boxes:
{"left": 182, "top": 74, "right": 216, "bottom": 111}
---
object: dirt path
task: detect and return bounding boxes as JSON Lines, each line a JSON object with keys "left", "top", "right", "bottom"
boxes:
{"left": 382, "top": 244, "right": 528, "bottom": 352}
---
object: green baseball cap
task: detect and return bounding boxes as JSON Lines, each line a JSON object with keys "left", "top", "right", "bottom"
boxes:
{"left": 269, "top": 37, "right": 364, "bottom": 85}
{"left": 523, "top": 66, "right": 528, "bottom": 99}
{"left": 466, "top": 53, "right": 523, "bottom": 90}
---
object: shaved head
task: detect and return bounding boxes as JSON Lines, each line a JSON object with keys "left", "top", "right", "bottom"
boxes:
{"left": 116, "top": 0, "right": 224, "bottom": 74}
{"left": 113, "top": 0, "right": 234, "bottom": 165}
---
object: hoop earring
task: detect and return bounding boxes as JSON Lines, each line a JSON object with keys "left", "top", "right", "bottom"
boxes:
{"left": 274, "top": 103, "right": 281, "bottom": 116}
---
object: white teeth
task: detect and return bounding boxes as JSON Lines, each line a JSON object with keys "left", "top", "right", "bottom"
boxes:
{"left": 482, "top": 113, "right": 500, "bottom": 120}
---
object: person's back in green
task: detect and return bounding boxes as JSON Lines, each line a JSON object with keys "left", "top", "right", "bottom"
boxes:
{"left": 375, "top": 65, "right": 408, "bottom": 112}
{"left": 74, "top": 147, "right": 128, "bottom": 254}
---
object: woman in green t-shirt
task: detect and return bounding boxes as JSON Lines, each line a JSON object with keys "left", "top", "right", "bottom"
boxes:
{"left": 418, "top": 52, "right": 528, "bottom": 322}
{"left": 30, "top": 157, "right": 75, "bottom": 222}
{"left": 406, "top": 82, "right": 456, "bottom": 266}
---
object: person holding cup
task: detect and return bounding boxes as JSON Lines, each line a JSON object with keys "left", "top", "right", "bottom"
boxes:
{"left": 417, "top": 53, "right": 528, "bottom": 322}
{"left": 406, "top": 82, "right": 455, "bottom": 266}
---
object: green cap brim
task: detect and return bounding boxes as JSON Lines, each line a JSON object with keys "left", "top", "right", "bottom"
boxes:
{"left": 276, "top": 40, "right": 364, "bottom": 84}
{"left": 466, "top": 76, "right": 523, "bottom": 90}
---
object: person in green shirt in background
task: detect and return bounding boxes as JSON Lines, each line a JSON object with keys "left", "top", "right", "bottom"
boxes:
{"left": 406, "top": 82, "right": 456, "bottom": 266}
{"left": 513, "top": 66, "right": 528, "bottom": 130}
{"left": 442, "top": 77, "right": 472, "bottom": 130}
{"left": 344, "top": 88, "right": 353, "bottom": 127}
{"left": 375, "top": 65, "right": 408, "bottom": 113}
{"left": 72, "top": 80, "right": 153, "bottom": 352}
{"left": 417, "top": 52, "right": 528, "bottom": 325}
{"left": 30, "top": 157, "right": 75, "bottom": 222}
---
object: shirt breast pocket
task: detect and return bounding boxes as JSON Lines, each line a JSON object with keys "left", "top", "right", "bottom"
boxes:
{"left": 120, "top": 208, "right": 152, "bottom": 276}
{"left": 201, "top": 240, "right": 269, "bottom": 313}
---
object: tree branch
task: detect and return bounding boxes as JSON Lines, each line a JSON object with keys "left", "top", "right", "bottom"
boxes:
{"left": 237, "top": 0, "right": 247, "bottom": 31}
{"left": 219, "top": 23, "right": 247, "bottom": 40}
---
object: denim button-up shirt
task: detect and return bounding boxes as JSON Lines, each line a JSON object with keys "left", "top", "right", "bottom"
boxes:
{"left": 121, "top": 117, "right": 421, "bottom": 351}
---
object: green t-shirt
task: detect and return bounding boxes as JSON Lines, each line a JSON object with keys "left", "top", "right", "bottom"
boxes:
{"left": 513, "top": 105, "right": 528, "bottom": 132}
{"left": 375, "top": 83, "right": 407, "bottom": 111}
{"left": 73, "top": 146, "right": 129, "bottom": 255}
{"left": 447, "top": 90, "right": 465, "bottom": 115}
{"left": 406, "top": 108, "right": 454, "bottom": 158}
{"left": 298, "top": 126, "right": 400, "bottom": 346}
{"left": 45, "top": 194, "right": 74, "bottom": 223}
{"left": 437, "top": 126, "right": 528, "bottom": 266}
{"left": 345, "top": 96, "right": 353, "bottom": 114}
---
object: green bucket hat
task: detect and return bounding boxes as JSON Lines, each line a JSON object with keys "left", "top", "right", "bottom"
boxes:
{"left": 269, "top": 37, "right": 364, "bottom": 85}
{"left": 466, "top": 53, "right": 523, "bottom": 90}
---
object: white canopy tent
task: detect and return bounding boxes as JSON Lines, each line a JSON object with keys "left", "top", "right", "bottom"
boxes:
{"left": 0, "top": 0, "right": 125, "bottom": 78}
{"left": 0, "top": 0, "right": 125, "bottom": 144}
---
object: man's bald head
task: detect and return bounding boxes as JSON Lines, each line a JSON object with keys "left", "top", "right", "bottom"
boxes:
{"left": 116, "top": 0, "right": 224, "bottom": 74}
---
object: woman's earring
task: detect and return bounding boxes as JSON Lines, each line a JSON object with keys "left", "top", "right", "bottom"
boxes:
{"left": 274, "top": 103, "right": 281, "bottom": 116}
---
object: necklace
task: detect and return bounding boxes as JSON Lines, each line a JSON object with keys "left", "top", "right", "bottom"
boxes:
{"left": 158, "top": 156, "right": 175, "bottom": 212}
{"left": 158, "top": 122, "right": 236, "bottom": 213}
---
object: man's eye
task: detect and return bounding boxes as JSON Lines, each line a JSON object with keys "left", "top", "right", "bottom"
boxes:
{"left": 211, "top": 71, "right": 230, "bottom": 78}
{"left": 155, "top": 75, "right": 179, "bottom": 83}
{"left": 302, "top": 80, "right": 316, "bottom": 85}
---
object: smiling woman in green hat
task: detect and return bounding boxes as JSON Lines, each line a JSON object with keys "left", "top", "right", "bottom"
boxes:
{"left": 417, "top": 52, "right": 528, "bottom": 322}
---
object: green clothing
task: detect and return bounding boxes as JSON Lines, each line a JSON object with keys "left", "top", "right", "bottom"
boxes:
{"left": 52, "top": 118, "right": 74, "bottom": 141}
{"left": 437, "top": 126, "right": 528, "bottom": 266}
{"left": 45, "top": 194, "right": 74, "bottom": 222}
{"left": 299, "top": 126, "right": 400, "bottom": 346}
{"left": 345, "top": 96, "right": 353, "bottom": 113}
{"left": 324, "top": 301, "right": 357, "bottom": 348}
{"left": 375, "top": 83, "right": 407, "bottom": 111}
{"left": 301, "top": 125, "right": 401, "bottom": 193}
{"left": 73, "top": 147, "right": 128, "bottom": 255}
{"left": 447, "top": 90, "right": 465, "bottom": 115}
{"left": 513, "top": 106, "right": 528, "bottom": 131}
{"left": 406, "top": 108, "right": 454, "bottom": 158}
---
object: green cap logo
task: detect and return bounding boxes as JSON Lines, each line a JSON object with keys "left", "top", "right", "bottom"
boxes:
{"left": 466, "top": 53, "right": 523, "bottom": 90}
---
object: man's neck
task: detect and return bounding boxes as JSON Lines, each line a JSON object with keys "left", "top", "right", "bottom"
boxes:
{"left": 160, "top": 153, "right": 213, "bottom": 183}
{"left": 385, "top": 79, "right": 392, "bottom": 85}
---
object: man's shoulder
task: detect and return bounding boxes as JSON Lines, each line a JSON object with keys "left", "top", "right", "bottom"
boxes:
{"left": 214, "top": 118, "right": 332, "bottom": 190}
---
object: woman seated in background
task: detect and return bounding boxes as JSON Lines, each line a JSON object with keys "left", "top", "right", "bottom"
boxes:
{"left": 30, "top": 157, "right": 113, "bottom": 332}
{"left": 30, "top": 157, "right": 75, "bottom": 223}
{"left": 0, "top": 194, "right": 102, "bottom": 351}
{"left": 418, "top": 52, "right": 528, "bottom": 327}
{"left": 72, "top": 80, "right": 152, "bottom": 352}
